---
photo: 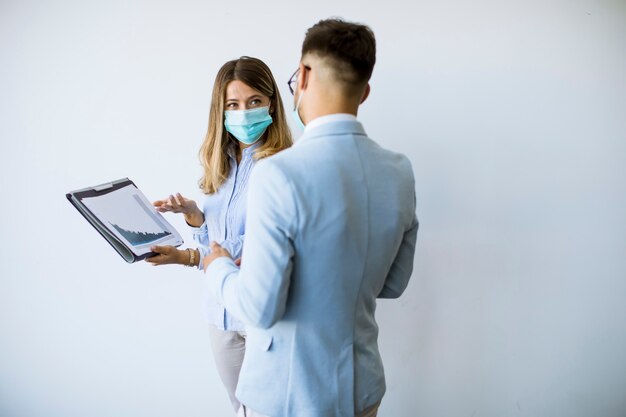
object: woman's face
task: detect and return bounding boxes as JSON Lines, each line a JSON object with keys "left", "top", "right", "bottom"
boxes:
{"left": 225, "top": 80, "right": 271, "bottom": 112}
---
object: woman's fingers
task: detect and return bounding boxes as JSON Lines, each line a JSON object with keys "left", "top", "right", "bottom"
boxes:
{"left": 152, "top": 245, "right": 173, "bottom": 255}
{"left": 145, "top": 254, "right": 163, "bottom": 265}
{"left": 151, "top": 245, "right": 165, "bottom": 254}
{"left": 177, "top": 193, "right": 189, "bottom": 209}
{"left": 154, "top": 198, "right": 174, "bottom": 212}
{"left": 154, "top": 194, "right": 189, "bottom": 213}
{"left": 146, "top": 246, "right": 175, "bottom": 265}
{"left": 169, "top": 195, "right": 182, "bottom": 211}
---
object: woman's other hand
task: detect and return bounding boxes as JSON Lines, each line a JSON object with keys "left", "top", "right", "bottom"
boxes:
{"left": 153, "top": 193, "right": 204, "bottom": 227}
{"left": 145, "top": 245, "right": 187, "bottom": 266}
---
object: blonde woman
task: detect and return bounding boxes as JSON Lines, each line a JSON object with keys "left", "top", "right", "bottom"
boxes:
{"left": 146, "top": 56, "right": 293, "bottom": 413}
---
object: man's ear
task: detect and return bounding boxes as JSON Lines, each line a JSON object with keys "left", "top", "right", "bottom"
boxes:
{"left": 298, "top": 62, "right": 309, "bottom": 91}
{"left": 360, "top": 83, "right": 371, "bottom": 104}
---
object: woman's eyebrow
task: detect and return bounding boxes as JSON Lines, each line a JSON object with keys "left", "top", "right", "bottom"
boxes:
{"left": 226, "top": 94, "right": 262, "bottom": 101}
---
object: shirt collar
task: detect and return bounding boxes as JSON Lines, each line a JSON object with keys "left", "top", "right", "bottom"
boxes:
{"left": 227, "top": 140, "right": 261, "bottom": 160}
{"left": 304, "top": 113, "right": 357, "bottom": 135}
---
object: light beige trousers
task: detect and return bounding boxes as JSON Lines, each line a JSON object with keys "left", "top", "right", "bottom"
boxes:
{"left": 208, "top": 325, "right": 247, "bottom": 413}
{"left": 237, "top": 401, "right": 381, "bottom": 417}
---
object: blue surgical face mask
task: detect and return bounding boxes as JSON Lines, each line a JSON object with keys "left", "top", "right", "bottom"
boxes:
{"left": 224, "top": 106, "right": 273, "bottom": 145}
{"left": 292, "top": 89, "right": 305, "bottom": 131}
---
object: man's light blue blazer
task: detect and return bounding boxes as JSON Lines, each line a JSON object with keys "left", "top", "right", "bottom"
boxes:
{"left": 206, "top": 119, "right": 418, "bottom": 417}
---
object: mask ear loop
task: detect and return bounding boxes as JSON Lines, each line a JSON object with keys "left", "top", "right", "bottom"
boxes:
{"left": 294, "top": 88, "right": 305, "bottom": 113}
{"left": 292, "top": 89, "right": 306, "bottom": 131}
{"left": 294, "top": 65, "right": 307, "bottom": 111}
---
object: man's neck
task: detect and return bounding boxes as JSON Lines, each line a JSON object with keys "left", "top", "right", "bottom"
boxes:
{"left": 303, "top": 91, "right": 360, "bottom": 124}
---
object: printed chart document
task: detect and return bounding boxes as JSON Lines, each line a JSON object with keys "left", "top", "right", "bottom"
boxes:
{"left": 66, "top": 178, "right": 183, "bottom": 263}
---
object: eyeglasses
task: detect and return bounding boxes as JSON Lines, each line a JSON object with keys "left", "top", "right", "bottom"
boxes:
{"left": 287, "top": 66, "right": 311, "bottom": 95}
{"left": 287, "top": 68, "right": 300, "bottom": 96}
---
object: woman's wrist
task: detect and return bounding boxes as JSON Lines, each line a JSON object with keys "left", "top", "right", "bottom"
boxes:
{"left": 187, "top": 248, "right": 200, "bottom": 267}
{"left": 177, "top": 248, "right": 200, "bottom": 267}
{"left": 184, "top": 208, "right": 204, "bottom": 227}
{"left": 176, "top": 249, "right": 188, "bottom": 265}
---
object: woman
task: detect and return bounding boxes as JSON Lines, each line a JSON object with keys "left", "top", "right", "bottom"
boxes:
{"left": 146, "top": 56, "right": 293, "bottom": 413}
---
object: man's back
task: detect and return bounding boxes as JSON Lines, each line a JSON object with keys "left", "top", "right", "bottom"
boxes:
{"left": 209, "top": 118, "right": 418, "bottom": 417}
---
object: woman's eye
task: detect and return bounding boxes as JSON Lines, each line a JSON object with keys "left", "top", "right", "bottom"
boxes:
{"left": 226, "top": 103, "right": 237, "bottom": 109}
{"left": 250, "top": 99, "right": 261, "bottom": 106}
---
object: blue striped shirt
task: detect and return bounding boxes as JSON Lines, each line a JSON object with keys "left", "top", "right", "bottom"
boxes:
{"left": 191, "top": 141, "right": 259, "bottom": 330}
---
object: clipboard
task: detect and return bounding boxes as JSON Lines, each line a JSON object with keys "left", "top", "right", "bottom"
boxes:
{"left": 66, "top": 178, "right": 184, "bottom": 263}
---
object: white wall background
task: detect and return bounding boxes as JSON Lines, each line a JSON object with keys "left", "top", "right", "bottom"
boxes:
{"left": 1, "top": 1, "right": 625, "bottom": 416}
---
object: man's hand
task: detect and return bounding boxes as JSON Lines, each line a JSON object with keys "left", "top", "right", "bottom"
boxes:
{"left": 203, "top": 241, "right": 233, "bottom": 271}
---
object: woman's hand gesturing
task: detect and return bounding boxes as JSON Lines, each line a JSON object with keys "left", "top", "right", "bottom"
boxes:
{"left": 153, "top": 193, "right": 204, "bottom": 227}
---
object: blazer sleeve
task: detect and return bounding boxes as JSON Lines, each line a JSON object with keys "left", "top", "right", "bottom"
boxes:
{"left": 205, "top": 160, "right": 297, "bottom": 329}
{"left": 378, "top": 191, "right": 419, "bottom": 299}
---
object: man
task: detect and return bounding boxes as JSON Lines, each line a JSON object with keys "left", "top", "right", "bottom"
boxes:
{"left": 204, "top": 18, "right": 418, "bottom": 417}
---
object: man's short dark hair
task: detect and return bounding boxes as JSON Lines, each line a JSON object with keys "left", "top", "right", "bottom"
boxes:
{"left": 302, "top": 18, "right": 376, "bottom": 87}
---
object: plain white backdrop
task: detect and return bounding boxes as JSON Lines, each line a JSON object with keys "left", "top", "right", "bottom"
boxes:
{"left": 1, "top": 1, "right": 625, "bottom": 416}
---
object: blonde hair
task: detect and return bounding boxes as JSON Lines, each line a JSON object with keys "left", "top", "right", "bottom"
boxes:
{"left": 199, "top": 56, "right": 293, "bottom": 194}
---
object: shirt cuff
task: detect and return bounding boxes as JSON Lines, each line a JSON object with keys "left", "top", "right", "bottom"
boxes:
{"left": 188, "top": 220, "right": 207, "bottom": 234}
{"left": 196, "top": 246, "right": 209, "bottom": 271}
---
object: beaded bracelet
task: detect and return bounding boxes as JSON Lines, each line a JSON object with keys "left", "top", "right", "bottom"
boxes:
{"left": 186, "top": 248, "right": 196, "bottom": 267}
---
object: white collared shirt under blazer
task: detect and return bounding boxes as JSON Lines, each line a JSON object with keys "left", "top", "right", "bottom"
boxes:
{"left": 205, "top": 117, "right": 418, "bottom": 417}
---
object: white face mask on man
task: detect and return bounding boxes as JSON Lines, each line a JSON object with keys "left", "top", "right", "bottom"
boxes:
{"left": 292, "top": 89, "right": 306, "bottom": 131}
